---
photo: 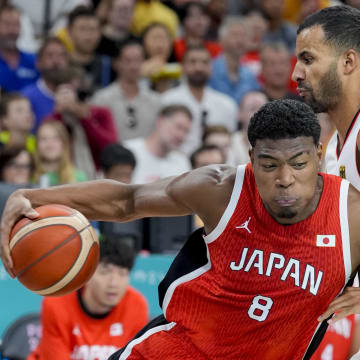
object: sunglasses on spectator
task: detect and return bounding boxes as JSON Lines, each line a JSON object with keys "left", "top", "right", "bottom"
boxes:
{"left": 126, "top": 106, "right": 138, "bottom": 129}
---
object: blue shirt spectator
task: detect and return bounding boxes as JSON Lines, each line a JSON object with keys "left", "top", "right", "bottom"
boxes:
{"left": 0, "top": 4, "right": 39, "bottom": 91}
{"left": 21, "top": 79, "right": 54, "bottom": 133}
{"left": 0, "top": 51, "right": 38, "bottom": 92}
{"left": 209, "top": 55, "right": 261, "bottom": 105}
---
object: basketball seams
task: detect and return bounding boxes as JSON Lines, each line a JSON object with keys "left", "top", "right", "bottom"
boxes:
{"left": 15, "top": 228, "right": 85, "bottom": 278}
{"left": 34, "top": 226, "right": 96, "bottom": 295}
{"left": 10, "top": 215, "right": 90, "bottom": 250}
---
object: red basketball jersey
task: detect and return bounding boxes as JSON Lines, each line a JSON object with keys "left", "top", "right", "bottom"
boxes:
{"left": 118, "top": 164, "right": 352, "bottom": 360}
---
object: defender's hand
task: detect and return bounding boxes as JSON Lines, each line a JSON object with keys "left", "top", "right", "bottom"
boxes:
{"left": 0, "top": 190, "right": 39, "bottom": 277}
{"left": 318, "top": 287, "right": 360, "bottom": 323}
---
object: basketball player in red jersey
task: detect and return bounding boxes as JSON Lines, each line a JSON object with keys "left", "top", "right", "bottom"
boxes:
{"left": 292, "top": 4, "right": 360, "bottom": 343}
{"left": 2, "top": 99, "right": 360, "bottom": 359}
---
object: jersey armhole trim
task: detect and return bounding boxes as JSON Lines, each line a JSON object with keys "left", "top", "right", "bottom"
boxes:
{"left": 203, "top": 164, "right": 246, "bottom": 243}
{"left": 340, "top": 179, "right": 352, "bottom": 284}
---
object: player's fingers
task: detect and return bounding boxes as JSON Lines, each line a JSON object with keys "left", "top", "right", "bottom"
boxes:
{"left": 318, "top": 297, "right": 360, "bottom": 321}
{"left": 23, "top": 208, "right": 39, "bottom": 219}
{"left": 328, "top": 308, "right": 353, "bottom": 324}
{"left": 0, "top": 227, "right": 15, "bottom": 278}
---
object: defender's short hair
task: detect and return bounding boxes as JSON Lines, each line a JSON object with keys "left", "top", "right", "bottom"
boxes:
{"left": 247, "top": 99, "right": 321, "bottom": 147}
{"left": 297, "top": 5, "right": 360, "bottom": 53}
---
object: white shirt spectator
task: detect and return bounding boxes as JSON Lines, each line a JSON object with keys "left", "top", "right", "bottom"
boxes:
{"left": 124, "top": 138, "right": 191, "bottom": 184}
{"left": 161, "top": 82, "right": 237, "bottom": 155}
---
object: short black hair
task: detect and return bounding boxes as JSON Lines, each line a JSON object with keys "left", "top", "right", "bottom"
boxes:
{"left": 68, "top": 5, "right": 98, "bottom": 27}
{"left": 0, "top": 147, "right": 34, "bottom": 180}
{"left": 37, "top": 36, "right": 66, "bottom": 59}
{"left": 178, "top": 1, "right": 208, "bottom": 23}
{"left": 0, "top": 93, "right": 29, "bottom": 119}
{"left": 190, "top": 144, "right": 225, "bottom": 168}
{"left": 115, "top": 36, "right": 143, "bottom": 59}
{"left": 100, "top": 143, "right": 136, "bottom": 172}
{"left": 247, "top": 99, "right": 321, "bottom": 147}
{"left": 182, "top": 44, "right": 210, "bottom": 63}
{"left": 298, "top": 5, "right": 360, "bottom": 53}
{"left": 99, "top": 235, "right": 136, "bottom": 271}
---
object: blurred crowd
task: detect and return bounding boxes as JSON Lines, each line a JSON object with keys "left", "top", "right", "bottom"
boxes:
{"left": 0, "top": 0, "right": 356, "bottom": 252}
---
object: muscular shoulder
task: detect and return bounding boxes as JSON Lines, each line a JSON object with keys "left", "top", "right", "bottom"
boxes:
{"left": 168, "top": 164, "right": 236, "bottom": 229}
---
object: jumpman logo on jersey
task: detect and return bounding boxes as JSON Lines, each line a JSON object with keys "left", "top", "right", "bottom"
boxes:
{"left": 236, "top": 217, "right": 252, "bottom": 233}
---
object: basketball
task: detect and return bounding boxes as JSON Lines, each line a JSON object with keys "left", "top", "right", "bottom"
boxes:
{"left": 9, "top": 204, "right": 99, "bottom": 296}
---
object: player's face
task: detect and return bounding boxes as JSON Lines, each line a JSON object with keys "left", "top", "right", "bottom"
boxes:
{"left": 250, "top": 136, "right": 322, "bottom": 225}
{"left": 85, "top": 262, "right": 129, "bottom": 312}
{"left": 292, "top": 26, "right": 343, "bottom": 113}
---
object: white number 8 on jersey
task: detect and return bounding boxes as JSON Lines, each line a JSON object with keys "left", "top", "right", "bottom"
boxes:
{"left": 248, "top": 295, "right": 273, "bottom": 322}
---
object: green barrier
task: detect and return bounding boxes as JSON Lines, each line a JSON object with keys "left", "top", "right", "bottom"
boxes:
{"left": 0, "top": 254, "right": 174, "bottom": 335}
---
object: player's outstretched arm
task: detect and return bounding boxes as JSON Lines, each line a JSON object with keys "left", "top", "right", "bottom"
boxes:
{"left": 0, "top": 165, "right": 234, "bottom": 276}
{"left": 318, "top": 184, "right": 360, "bottom": 323}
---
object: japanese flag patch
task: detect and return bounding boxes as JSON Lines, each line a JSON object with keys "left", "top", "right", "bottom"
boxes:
{"left": 316, "top": 235, "right": 336, "bottom": 247}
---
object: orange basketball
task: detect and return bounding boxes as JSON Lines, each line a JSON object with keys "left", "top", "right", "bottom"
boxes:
{"left": 9, "top": 204, "right": 99, "bottom": 296}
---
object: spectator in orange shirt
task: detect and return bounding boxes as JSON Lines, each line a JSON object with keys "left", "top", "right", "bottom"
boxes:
{"left": 27, "top": 237, "right": 149, "bottom": 360}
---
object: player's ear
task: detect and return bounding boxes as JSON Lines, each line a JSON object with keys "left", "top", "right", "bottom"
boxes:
{"left": 342, "top": 49, "right": 358, "bottom": 75}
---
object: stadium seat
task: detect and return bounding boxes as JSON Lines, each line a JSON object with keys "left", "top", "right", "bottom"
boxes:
{"left": 0, "top": 313, "right": 41, "bottom": 360}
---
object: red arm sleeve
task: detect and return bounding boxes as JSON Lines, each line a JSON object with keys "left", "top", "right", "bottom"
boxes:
{"left": 37, "top": 298, "right": 72, "bottom": 360}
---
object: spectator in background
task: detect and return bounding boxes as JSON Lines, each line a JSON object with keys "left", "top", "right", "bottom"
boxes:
{"left": 141, "top": 23, "right": 181, "bottom": 93}
{"left": 231, "top": 90, "right": 268, "bottom": 165}
{"left": 202, "top": 125, "right": 234, "bottom": 165}
{"left": 259, "top": 0, "right": 297, "bottom": 53}
{"left": 131, "top": 0, "right": 179, "bottom": 39}
{"left": 190, "top": 144, "right": 225, "bottom": 169}
{"left": 91, "top": 39, "right": 161, "bottom": 142}
{"left": 0, "top": 146, "right": 34, "bottom": 185}
{"left": 206, "top": 0, "right": 228, "bottom": 41}
{"left": 241, "top": 10, "right": 269, "bottom": 77}
{"left": 100, "top": 143, "right": 136, "bottom": 183}
{"left": 33, "top": 121, "right": 88, "bottom": 187}
{"left": 0, "top": 4, "right": 38, "bottom": 92}
{"left": 0, "top": 93, "right": 35, "bottom": 154}
{"left": 96, "top": 0, "right": 135, "bottom": 58}
{"left": 174, "top": 2, "right": 221, "bottom": 62}
{"left": 66, "top": 5, "right": 112, "bottom": 95}
{"left": 125, "top": 105, "right": 192, "bottom": 184}
{"left": 21, "top": 37, "right": 70, "bottom": 133}
{"left": 260, "top": 42, "right": 301, "bottom": 101}
{"left": 162, "top": 46, "right": 237, "bottom": 155}
{"left": 209, "top": 16, "right": 261, "bottom": 105}
{"left": 46, "top": 65, "right": 117, "bottom": 176}
{"left": 12, "top": 0, "right": 89, "bottom": 41}
{"left": 27, "top": 238, "right": 149, "bottom": 360}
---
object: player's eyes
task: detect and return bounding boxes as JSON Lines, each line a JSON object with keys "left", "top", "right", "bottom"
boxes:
{"left": 261, "top": 164, "right": 276, "bottom": 170}
{"left": 303, "top": 57, "right": 313, "bottom": 64}
{"left": 292, "top": 162, "right": 307, "bottom": 169}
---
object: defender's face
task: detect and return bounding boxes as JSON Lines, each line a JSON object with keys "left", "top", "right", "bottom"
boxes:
{"left": 251, "top": 137, "right": 322, "bottom": 225}
{"left": 292, "top": 25, "right": 342, "bottom": 113}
